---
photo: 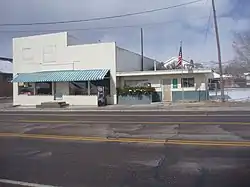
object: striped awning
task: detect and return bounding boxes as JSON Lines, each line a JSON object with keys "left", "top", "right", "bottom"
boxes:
{"left": 12, "top": 69, "right": 109, "bottom": 83}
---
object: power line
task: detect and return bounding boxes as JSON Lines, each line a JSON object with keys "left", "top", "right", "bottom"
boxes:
{"left": 204, "top": 7, "right": 212, "bottom": 43}
{"left": 0, "top": 0, "right": 203, "bottom": 27}
{"left": 0, "top": 15, "right": 210, "bottom": 33}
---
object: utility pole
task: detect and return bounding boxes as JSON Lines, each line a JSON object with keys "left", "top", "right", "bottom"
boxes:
{"left": 140, "top": 28, "right": 144, "bottom": 71}
{"left": 212, "top": 0, "right": 225, "bottom": 102}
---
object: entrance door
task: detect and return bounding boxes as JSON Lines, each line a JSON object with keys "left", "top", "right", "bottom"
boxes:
{"left": 162, "top": 79, "right": 172, "bottom": 101}
{"left": 54, "top": 82, "right": 63, "bottom": 100}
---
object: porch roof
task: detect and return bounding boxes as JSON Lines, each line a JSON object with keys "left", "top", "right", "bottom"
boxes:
{"left": 116, "top": 68, "right": 212, "bottom": 77}
{"left": 12, "top": 69, "right": 109, "bottom": 83}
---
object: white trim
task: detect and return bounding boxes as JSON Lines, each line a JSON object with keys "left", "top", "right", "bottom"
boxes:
{"left": 117, "top": 69, "right": 212, "bottom": 77}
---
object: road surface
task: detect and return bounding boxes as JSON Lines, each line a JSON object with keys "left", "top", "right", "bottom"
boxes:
{"left": 0, "top": 111, "right": 250, "bottom": 187}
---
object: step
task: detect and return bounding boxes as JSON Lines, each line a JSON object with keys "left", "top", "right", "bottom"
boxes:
{"left": 36, "top": 102, "right": 69, "bottom": 108}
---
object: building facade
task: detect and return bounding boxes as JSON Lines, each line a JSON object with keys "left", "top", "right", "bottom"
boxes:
{"left": 0, "top": 59, "right": 13, "bottom": 97}
{"left": 0, "top": 73, "right": 12, "bottom": 97}
{"left": 117, "top": 69, "right": 211, "bottom": 103}
{"left": 13, "top": 32, "right": 212, "bottom": 106}
{"left": 12, "top": 32, "right": 155, "bottom": 106}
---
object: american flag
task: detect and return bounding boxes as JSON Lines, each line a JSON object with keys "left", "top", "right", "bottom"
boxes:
{"left": 177, "top": 42, "right": 182, "bottom": 67}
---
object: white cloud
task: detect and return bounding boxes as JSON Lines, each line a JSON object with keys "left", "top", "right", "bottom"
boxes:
{"left": 0, "top": 0, "right": 249, "bottom": 63}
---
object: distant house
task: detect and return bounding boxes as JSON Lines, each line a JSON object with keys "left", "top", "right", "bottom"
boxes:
{"left": 209, "top": 72, "right": 236, "bottom": 90}
{"left": 244, "top": 73, "right": 250, "bottom": 87}
{"left": 163, "top": 57, "right": 192, "bottom": 69}
{"left": 0, "top": 59, "right": 13, "bottom": 97}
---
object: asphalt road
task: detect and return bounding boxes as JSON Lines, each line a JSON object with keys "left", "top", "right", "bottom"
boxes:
{"left": 0, "top": 111, "right": 250, "bottom": 187}
{"left": 1, "top": 110, "right": 250, "bottom": 141}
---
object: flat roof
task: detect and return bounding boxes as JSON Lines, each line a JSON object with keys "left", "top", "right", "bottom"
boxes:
{"left": 116, "top": 69, "right": 212, "bottom": 77}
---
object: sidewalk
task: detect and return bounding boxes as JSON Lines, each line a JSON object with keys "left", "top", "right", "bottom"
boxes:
{"left": 2, "top": 101, "right": 250, "bottom": 112}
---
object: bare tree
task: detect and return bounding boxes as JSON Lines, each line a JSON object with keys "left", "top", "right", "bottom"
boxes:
{"left": 194, "top": 62, "right": 204, "bottom": 68}
{"left": 224, "top": 63, "right": 246, "bottom": 76}
{"left": 232, "top": 31, "right": 250, "bottom": 71}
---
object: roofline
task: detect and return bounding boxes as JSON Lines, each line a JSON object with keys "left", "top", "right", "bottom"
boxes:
{"left": 0, "top": 57, "right": 13, "bottom": 62}
{"left": 116, "top": 69, "right": 212, "bottom": 77}
{"left": 0, "top": 71, "right": 12, "bottom": 74}
{"left": 116, "top": 46, "right": 160, "bottom": 63}
{"left": 13, "top": 32, "right": 67, "bottom": 40}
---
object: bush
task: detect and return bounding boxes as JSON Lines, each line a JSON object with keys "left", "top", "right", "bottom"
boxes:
{"left": 117, "top": 86, "right": 156, "bottom": 97}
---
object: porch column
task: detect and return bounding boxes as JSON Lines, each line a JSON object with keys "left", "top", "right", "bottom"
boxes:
{"left": 52, "top": 82, "right": 55, "bottom": 95}
{"left": 87, "top": 81, "right": 90, "bottom": 95}
{"left": 33, "top": 83, "right": 36, "bottom": 95}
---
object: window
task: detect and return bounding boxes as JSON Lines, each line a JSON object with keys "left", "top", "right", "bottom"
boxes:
{"left": 35, "top": 82, "right": 52, "bottom": 95}
{"left": 22, "top": 48, "right": 33, "bottom": 61}
{"left": 43, "top": 45, "right": 56, "bottom": 63}
{"left": 18, "top": 82, "right": 34, "bottom": 95}
{"left": 69, "top": 81, "right": 88, "bottom": 95}
{"left": 181, "top": 78, "right": 195, "bottom": 88}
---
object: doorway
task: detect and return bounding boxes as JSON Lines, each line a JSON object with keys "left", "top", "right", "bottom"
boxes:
{"left": 53, "top": 82, "right": 63, "bottom": 100}
{"left": 162, "top": 79, "right": 172, "bottom": 102}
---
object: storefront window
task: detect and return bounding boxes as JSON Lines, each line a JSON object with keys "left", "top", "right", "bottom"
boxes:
{"left": 69, "top": 81, "right": 88, "bottom": 95}
{"left": 35, "top": 82, "right": 52, "bottom": 95}
{"left": 18, "top": 82, "right": 34, "bottom": 95}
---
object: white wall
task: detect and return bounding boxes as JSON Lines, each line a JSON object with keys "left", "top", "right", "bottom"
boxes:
{"left": 116, "top": 47, "right": 155, "bottom": 72}
{"left": 63, "top": 95, "right": 98, "bottom": 105}
{"left": 13, "top": 32, "right": 68, "bottom": 74}
{"left": 14, "top": 95, "right": 54, "bottom": 106}
{"left": 13, "top": 95, "right": 98, "bottom": 106}
{"left": 13, "top": 32, "right": 117, "bottom": 105}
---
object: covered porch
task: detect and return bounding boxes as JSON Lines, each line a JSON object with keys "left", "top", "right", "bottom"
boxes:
{"left": 12, "top": 69, "right": 111, "bottom": 106}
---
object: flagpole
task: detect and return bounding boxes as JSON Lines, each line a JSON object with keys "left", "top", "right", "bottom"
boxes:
{"left": 180, "top": 41, "right": 184, "bottom": 102}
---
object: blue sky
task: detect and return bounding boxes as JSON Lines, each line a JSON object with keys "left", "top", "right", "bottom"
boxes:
{"left": 0, "top": 0, "right": 249, "bottom": 63}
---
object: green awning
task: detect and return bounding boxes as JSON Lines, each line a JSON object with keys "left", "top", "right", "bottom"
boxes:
{"left": 12, "top": 69, "right": 109, "bottom": 83}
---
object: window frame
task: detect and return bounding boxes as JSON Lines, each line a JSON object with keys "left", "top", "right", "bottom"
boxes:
{"left": 35, "top": 82, "right": 53, "bottom": 95}
{"left": 69, "top": 81, "right": 89, "bottom": 95}
{"left": 18, "top": 82, "right": 34, "bottom": 95}
{"left": 181, "top": 77, "right": 195, "bottom": 88}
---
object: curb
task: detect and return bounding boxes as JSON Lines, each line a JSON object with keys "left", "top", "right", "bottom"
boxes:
{"left": 1, "top": 108, "right": 250, "bottom": 112}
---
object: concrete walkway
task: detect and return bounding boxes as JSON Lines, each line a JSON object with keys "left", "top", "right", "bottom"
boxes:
{"left": 1, "top": 101, "right": 250, "bottom": 112}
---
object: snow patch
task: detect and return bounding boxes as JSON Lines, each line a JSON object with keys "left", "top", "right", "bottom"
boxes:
{"left": 209, "top": 88, "right": 250, "bottom": 102}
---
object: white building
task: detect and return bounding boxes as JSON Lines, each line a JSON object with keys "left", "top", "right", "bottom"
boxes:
{"left": 244, "top": 73, "right": 250, "bottom": 86}
{"left": 12, "top": 32, "right": 212, "bottom": 106}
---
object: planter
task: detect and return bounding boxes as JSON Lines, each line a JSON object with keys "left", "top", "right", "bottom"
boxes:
{"left": 118, "top": 95, "right": 152, "bottom": 105}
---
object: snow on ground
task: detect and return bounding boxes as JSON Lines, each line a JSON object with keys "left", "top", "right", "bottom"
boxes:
{"left": 209, "top": 88, "right": 250, "bottom": 101}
